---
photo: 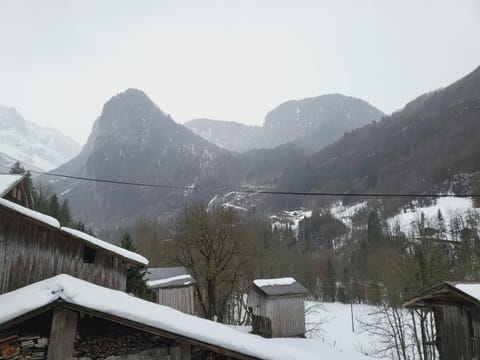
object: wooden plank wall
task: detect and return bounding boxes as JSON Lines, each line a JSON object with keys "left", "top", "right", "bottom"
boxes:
{"left": 439, "top": 305, "right": 472, "bottom": 360}
{"left": 266, "top": 295, "right": 305, "bottom": 337}
{"left": 156, "top": 286, "right": 195, "bottom": 315}
{"left": 247, "top": 288, "right": 305, "bottom": 338}
{"left": 0, "top": 208, "right": 128, "bottom": 294}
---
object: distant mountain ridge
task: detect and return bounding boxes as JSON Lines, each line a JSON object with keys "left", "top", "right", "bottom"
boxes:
{"left": 48, "top": 89, "right": 235, "bottom": 229}
{"left": 185, "top": 94, "right": 385, "bottom": 153}
{"left": 0, "top": 105, "right": 81, "bottom": 172}
{"left": 45, "top": 65, "right": 480, "bottom": 231}
{"left": 267, "top": 65, "right": 480, "bottom": 211}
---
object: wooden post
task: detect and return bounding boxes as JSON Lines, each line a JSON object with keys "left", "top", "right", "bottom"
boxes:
{"left": 47, "top": 307, "right": 78, "bottom": 360}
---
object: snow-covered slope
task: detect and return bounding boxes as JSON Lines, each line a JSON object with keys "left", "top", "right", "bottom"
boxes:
{"left": 0, "top": 105, "right": 80, "bottom": 172}
{"left": 388, "top": 197, "right": 480, "bottom": 239}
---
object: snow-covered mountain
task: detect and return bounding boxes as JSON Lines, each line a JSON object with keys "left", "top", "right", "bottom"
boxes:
{"left": 0, "top": 105, "right": 81, "bottom": 172}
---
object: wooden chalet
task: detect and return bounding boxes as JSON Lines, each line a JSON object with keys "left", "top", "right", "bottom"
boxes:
{"left": 0, "top": 274, "right": 303, "bottom": 360}
{"left": 0, "top": 197, "right": 148, "bottom": 294}
{"left": 247, "top": 277, "right": 308, "bottom": 338}
{"left": 405, "top": 281, "right": 480, "bottom": 360}
{"left": 144, "top": 267, "right": 196, "bottom": 315}
{"left": 0, "top": 174, "right": 32, "bottom": 208}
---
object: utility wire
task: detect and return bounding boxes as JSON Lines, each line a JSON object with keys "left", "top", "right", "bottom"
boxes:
{"left": 4, "top": 170, "right": 480, "bottom": 198}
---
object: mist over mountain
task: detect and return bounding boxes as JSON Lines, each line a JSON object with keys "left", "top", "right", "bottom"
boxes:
{"left": 184, "top": 119, "right": 262, "bottom": 153}
{"left": 185, "top": 94, "right": 385, "bottom": 153}
{"left": 0, "top": 105, "right": 81, "bottom": 173}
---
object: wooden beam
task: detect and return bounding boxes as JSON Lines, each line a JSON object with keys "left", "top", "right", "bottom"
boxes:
{"left": 47, "top": 307, "right": 77, "bottom": 360}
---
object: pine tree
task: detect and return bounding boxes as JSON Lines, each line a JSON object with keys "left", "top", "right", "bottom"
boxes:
{"left": 58, "top": 199, "right": 72, "bottom": 225}
{"left": 47, "top": 194, "right": 60, "bottom": 219}
{"left": 121, "top": 231, "right": 149, "bottom": 299}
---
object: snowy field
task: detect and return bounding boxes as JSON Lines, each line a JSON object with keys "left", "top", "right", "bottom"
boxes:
{"left": 232, "top": 302, "right": 383, "bottom": 359}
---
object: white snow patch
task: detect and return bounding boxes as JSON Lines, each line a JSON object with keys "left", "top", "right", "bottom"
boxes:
{"left": 271, "top": 208, "right": 312, "bottom": 236}
{"left": 305, "top": 301, "right": 383, "bottom": 359}
{"left": 254, "top": 277, "right": 296, "bottom": 287}
{"left": 388, "top": 197, "right": 480, "bottom": 237}
{"left": 0, "top": 198, "right": 60, "bottom": 228}
{"left": 61, "top": 227, "right": 148, "bottom": 266}
{"left": 330, "top": 201, "right": 367, "bottom": 228}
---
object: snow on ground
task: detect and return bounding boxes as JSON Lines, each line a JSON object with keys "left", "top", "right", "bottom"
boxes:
{"left": 388, "top": 197, "right": 480, "bottom": 237}
{"left": 271, "top": 208, "right": 312, "bottom": 235}
{"left": 306, "top": 302, "right": 382, "bottom": 359}
{"left": 230, "top": 301, "right": 381, "bottom": 359}
{"left": 330, "top": 201, "right": 367, "bottom": 229}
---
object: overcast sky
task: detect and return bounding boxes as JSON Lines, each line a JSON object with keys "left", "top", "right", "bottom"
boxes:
{"left": 1, "top": 0, "right": 479, "bottom": 145}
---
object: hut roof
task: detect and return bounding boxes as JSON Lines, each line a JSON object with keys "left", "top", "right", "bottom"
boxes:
{"left": 0, "top": 197, "right": 148, "bottom": 267}
{"left": 0, "top": 274, "right": 316, "bottom": 360}
{"left": 0, "top": 174, "right": 26, "bottom": 198}
{"left": 252, "top": 277, "right": 308, "bottom": 297}
{"left": 404, "top": 281, "right": 480, "bottom": 309}
{"left": 144, "top": 267, "right": 196, "bottom": 289}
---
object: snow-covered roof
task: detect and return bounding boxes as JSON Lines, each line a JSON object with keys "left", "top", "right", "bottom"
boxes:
{"left": 0, "top": 197, "right": 60, "bottom": 228}
{"left": 404, "top": 281, "right": 480, "bottom": 308}
{"left": 0, "top": 197, "right": 148, "bottom": 266}
{"left": 0, "top": 174, "right": 25, "bottom": 197}
{"left": 147, "top": 274, "right": 195, "bottom": 289}
{"left": 144, "top": 267, "right": 196, "bottom": 288}
{"left": 453, "top": 283, "right": 480, "bottom": 301}
{"left": 0, "top": 274, "right": 318, "bottom": 360}
{"left": 61, "top": 227, "right": 149, "bottom": 266}
{"left": 252, "top": 277, "right": 308, "bottom": 297}
{"left": 254, "top": 277, "right": 296, "bottom": 287}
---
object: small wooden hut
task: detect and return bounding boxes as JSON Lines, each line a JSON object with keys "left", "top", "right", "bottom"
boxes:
{"left": 0, "top": 197, "right": 148, "bottom": 294}
{"left": 405, "top": 281, "right": 480, "bottom": 359}
{"left": 0, "top": 173, "right": 32, "bottom": 208}
{"left": 144, "top": 267, "right": 196, "bottom": 315}
{"left": 247, "top": 277, "right": 308, "bottom": 338}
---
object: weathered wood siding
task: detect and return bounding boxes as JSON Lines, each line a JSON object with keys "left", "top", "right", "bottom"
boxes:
{"left": 247, "top": 288, "right": 305, "bottom": 337}
{"left": 155, "top": 286, "right": 195, "bottom": 315}
{"left": 0, "top": 207, "right": 128, "bottom": 294}
{"left": 3, "top": 181, "right": 31, "bottom": 208}
{"left": 437, "top": 305, "right": 479, "bottom": 360}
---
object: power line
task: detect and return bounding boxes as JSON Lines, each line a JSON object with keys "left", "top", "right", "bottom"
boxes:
{"left": 4, "top": 170, "right": 480, "bottom": 198}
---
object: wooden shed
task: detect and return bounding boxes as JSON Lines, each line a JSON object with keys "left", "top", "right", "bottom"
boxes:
{"left": 0, "top": 173, "right": 32, "bottom": 208}
{"left": 405, "top": 281, "right": 480, "bottom": 360}
{"left": 144, "top": 267, "right": 196, "bottom": 315}
{"left": 0, "top": 197, "right": 148, "bottom": 294}
{"left": 0, "top": 274, "right": 300, "bottom": 360}
{"left": 247, "top": 277, "right": 308, "bottom": 338}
